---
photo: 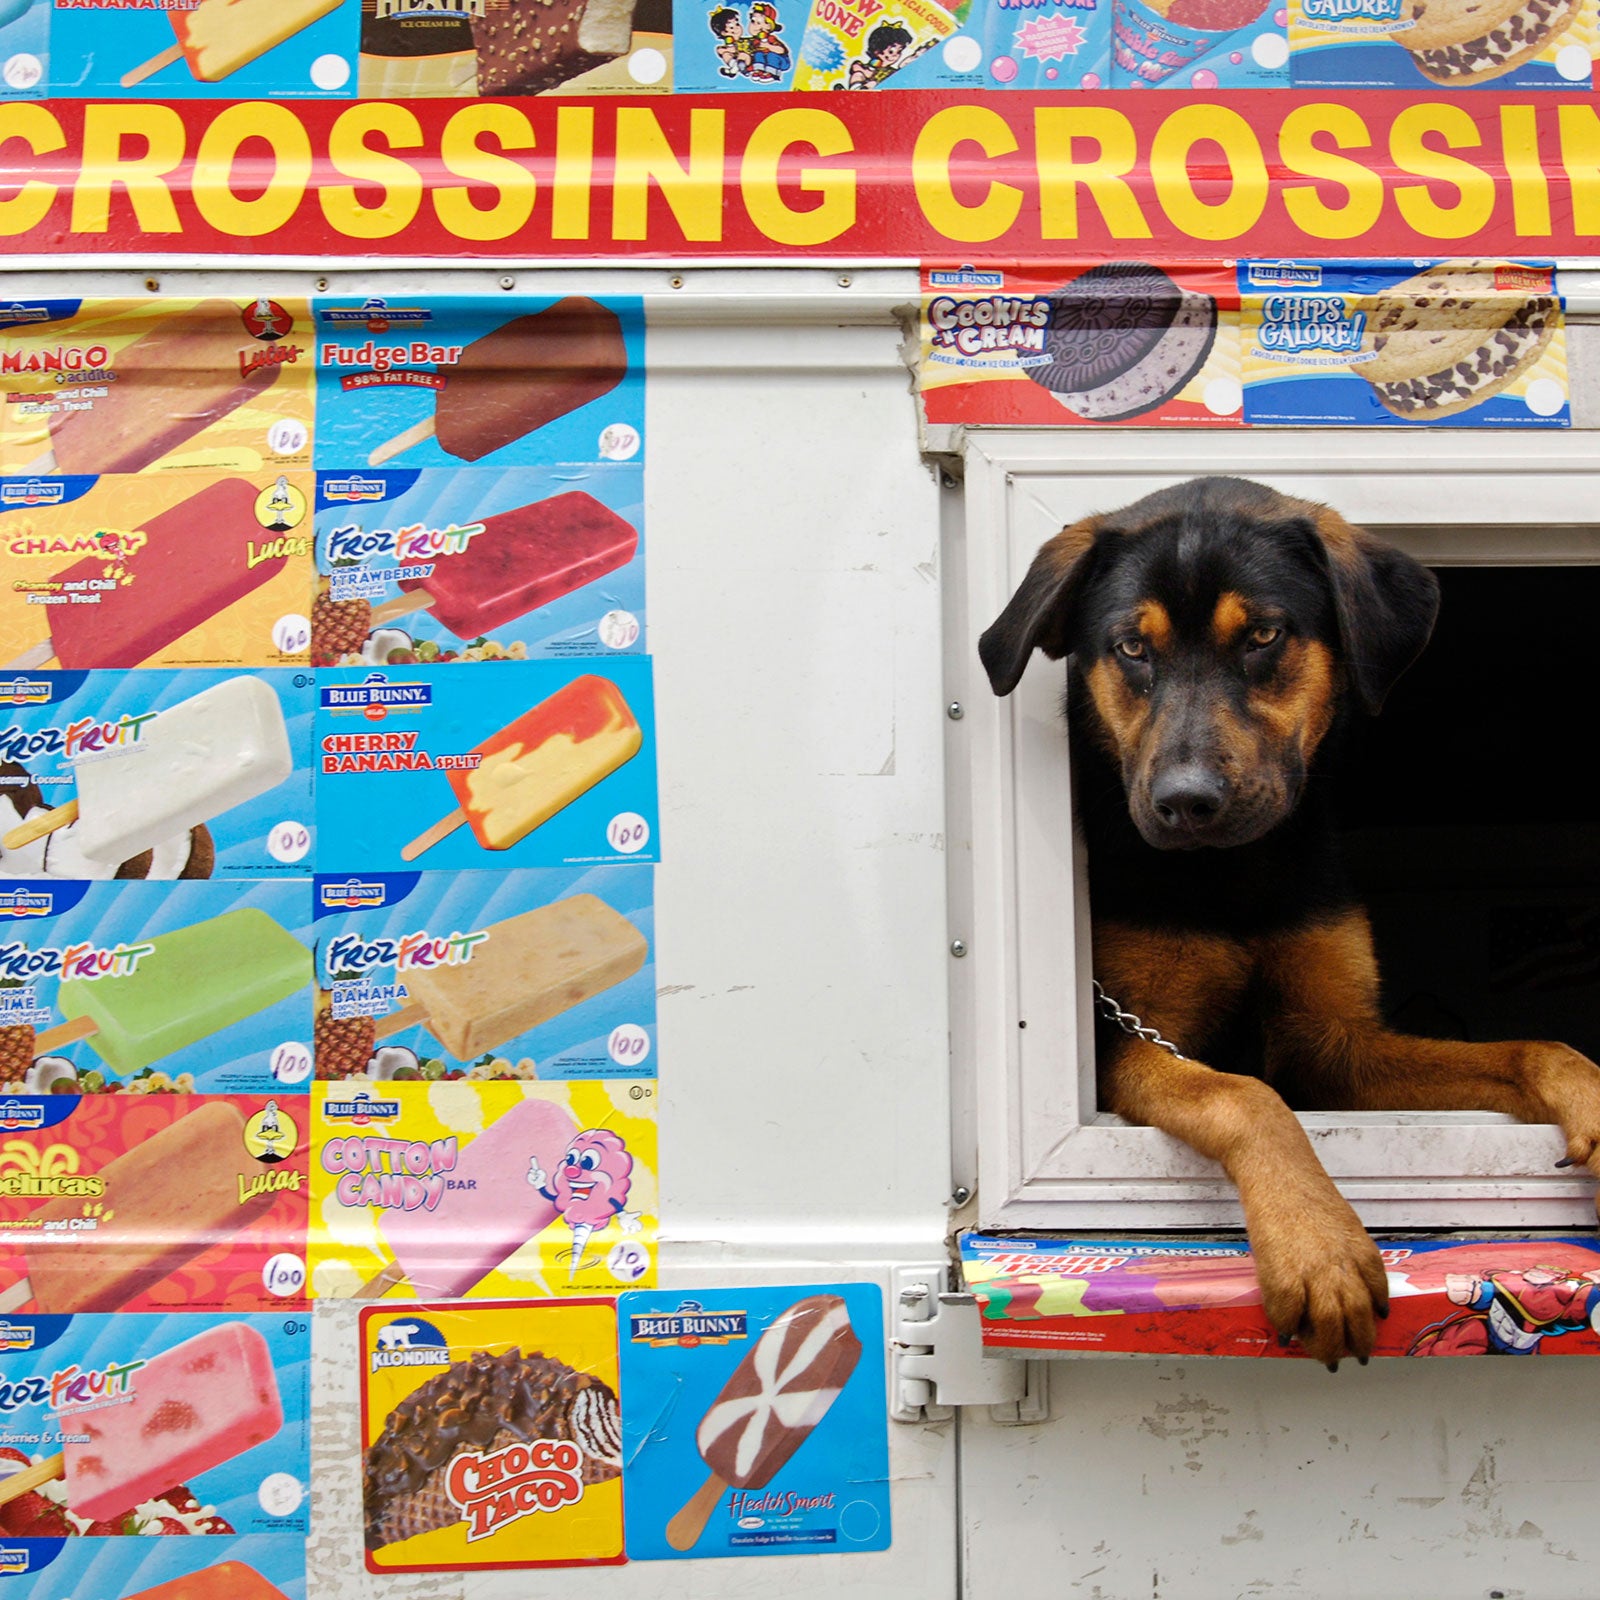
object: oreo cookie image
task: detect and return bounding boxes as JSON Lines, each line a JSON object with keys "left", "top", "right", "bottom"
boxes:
{"left": 1358, "top": 261, "right": 1557, "bottom": 421}
{"left": 1027, "top": 263, "right": 1218, "bottom": 421}
{"left": 1400, "top": 0, "right": 1580, "bottom": 84}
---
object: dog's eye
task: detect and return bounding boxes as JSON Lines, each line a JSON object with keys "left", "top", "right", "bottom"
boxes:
{"left": 1115, "top": 638, "right": 1147, "bottom": 661}
{"left": 1246, "top": 625, "right": 1282, "bottom": 651}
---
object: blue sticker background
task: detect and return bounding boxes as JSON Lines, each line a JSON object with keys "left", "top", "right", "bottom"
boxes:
{"left": 619, "top": 1283, "right": 891, "bottom": 1561}
{"left": 0, "top": 1314, "right": 309, "bottom": 1537}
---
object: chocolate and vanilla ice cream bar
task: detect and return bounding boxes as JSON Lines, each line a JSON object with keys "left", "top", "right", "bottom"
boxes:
{"left": 667, "top": 1294, "right": 862, "bottom": 1549}
{"left": 394, "top": 894, "right": 646, "bottom": 1059}
{"left": 47, "top": 303, "right": 288, "bottom": 476}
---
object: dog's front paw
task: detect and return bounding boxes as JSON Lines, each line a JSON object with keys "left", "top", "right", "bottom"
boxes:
{"left": 1528, "top": 1043, "right": 1600, "bottom": 1214}
{"left": 1252, "top": 1205, "right": 1389, "bottom": 1369}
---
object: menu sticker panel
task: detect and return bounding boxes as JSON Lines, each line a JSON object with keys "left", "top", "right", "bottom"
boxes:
{"left": 619, "top": 1283, "right": 891, "bottom": 1560}
{"left": 312, "top": 657, "right": 658, "bottom": 871}
{"left": 1240, "top": 258, "right": 1570, "bottom": 427}
{"left": 0, "top": 471, "right": 314, "bottom": 672}
{"left": 359, "top": 1299, "right": 624, "bottom": 1572}
{"left": 312, "top": 296, "right": 645, "bottom": 474}
{"left": 0, "top": 668, "right": 315, "bottom": 882}
{"left": 0, "top": 1094, "right": 310, "bottom": 1315}
{"left": 308, "top": 1079, "right": 656, "bottom": 1301}
{"left": 921, "top": 262, "right": 1243, "bottom": 428}
{"left": 0, "top": 1312, "right": 309, "bottom": 1538}
{"left": 313, "top": 463, "right": 644, "bottom": 668}
{"left": 0, "top": 1533, "right": 307, "bottom": 1595}
{"left": 0, "top": 300, "right": 315, "bottom": 480}
{"left": 312, "top": 867, "right": 655, "bottom": 1084}
{"left": 1, "top": 878, "right": 314, "bottom": 1097}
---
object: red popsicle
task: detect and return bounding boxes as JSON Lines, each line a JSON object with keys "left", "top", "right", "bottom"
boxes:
{"left": 378, "top": 491, "right": 637, "bottom": 640}
{"left": 19, "top": 479, "right": 286, "bottom": 669}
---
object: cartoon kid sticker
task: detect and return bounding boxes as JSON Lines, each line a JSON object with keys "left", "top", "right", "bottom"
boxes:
{"left": 1408, "top": 1266, "right": 1600, "bottom": 1356}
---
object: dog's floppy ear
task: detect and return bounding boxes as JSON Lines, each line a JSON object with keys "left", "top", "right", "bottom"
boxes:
{"left": 978, "top": 520, "right": 1098, "bottom": 696}
{"left": 1310, "top": 508, "right": 1440, "bottom": 715}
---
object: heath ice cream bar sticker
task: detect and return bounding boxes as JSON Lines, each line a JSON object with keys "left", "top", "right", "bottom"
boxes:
{"left": 359, "top": 1299, "right": 623, "bottom": 1572}
{"left": 0, "top": 1311, "right": 309, "bottom": 1538}
{"left": 307, "top": 1078, "right": 656, "bottom": 1301}
{"left": 619, "top": 1282, "right": 891, "bottom": 1560}
{"left": 312, "top": 867, "right": 655, "bottom": 1085}
{"left": 313, "top": 658, "right": 658, "bottom": 872}
{"left": 1287, "top": 0, "right": 1595, "bottom": 87}
{"left": 0, "top": 1093, "right": 309, "bottom": 1316}
{"left": 0, "top": 668, "right": 315, "bottom": 881}
{"left": 960, "top": 1233, "right": 1600, "bottom": 1359}
{"left": 0, "top": 878, "right": 314, "bottom": 1099}
{"left": 921, "top": 263, "right": 1243, "bottom": 428}
{"left": 313, "top": 296, "right": 644, "bottom": 473}
{"left": 1240, "top": 259, "right": 1569, "bottom": 427}
{"left": 313, "top": 463, "right": 643, "bottom": 668}
{"left": 0, "top": 1534, "right": 307, "bottom": 1596}
{"left": 0, "top": 299, "right": 315, "bottom": 480}
{"left": 49, "top": 0, "right": 358, "bottom": 98}
{"left": 0, "top": 471, "right": 313, "bottom": 673}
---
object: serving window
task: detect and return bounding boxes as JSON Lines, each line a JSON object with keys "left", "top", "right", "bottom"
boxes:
{"left": 947, "top": 429, "right": 1600, "bottom": 1232}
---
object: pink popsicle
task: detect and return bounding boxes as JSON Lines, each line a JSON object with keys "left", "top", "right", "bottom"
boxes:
{"left": 373, "top": 1095, "right": 578, "bottom": 1297}
{"left": 62, "top": 1321, "right": 283, "bottom": 1520}
{"left": 395, "top": 491, "right": 637, "bottom": 640}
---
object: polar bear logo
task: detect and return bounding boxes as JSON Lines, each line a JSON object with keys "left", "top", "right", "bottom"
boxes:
{"left": 376, "top": 1323, "right": 420, "bottom": 1350}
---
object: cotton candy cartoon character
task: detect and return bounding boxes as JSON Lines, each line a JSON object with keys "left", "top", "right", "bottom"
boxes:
{"left": 527, "top": 1129, "right": 642, "bottom": 1279}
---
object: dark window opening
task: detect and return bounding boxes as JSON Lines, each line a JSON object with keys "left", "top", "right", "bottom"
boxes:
{"left": 1336, "top": 566, "right": 1600, "bottom": 1064}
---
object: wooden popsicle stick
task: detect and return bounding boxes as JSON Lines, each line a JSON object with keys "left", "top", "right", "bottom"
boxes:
{"left": 32, "top": 1015, "right": 99, "bottom": 1057}
{"left": 665, "top": 1472, "right": 727, "bottom": 1551}
{"left": 355, "top": 1261, "right": 408, "bottom": 1300}
{"left": 400, "top": 809, "right": 465, "bottom": 862}
{"left": 373, "top": 1001, "right": 430, "bottom": 1042}
{"left": 18, "top": 446, "right": 55, "bottom": 476}
{"left": 368, "top": 417, "right": 437, "bottom": 469}
{"left": 0, "top": 1453, "right": 62, "bottom": 1509}
{"left": 120, "top": 42, "right": 183, "bottom": 87}
{"left": 4, "top": 641, "right": 56, "bottom": 671}
{"left": 0, "top": 1278, "right": 32, "bottom": 1315}
{"left": 369, "top": 592, "right": 436, "bottom": 628}
{"left": 2, "top": 799, "right": 78, "bottom": 852}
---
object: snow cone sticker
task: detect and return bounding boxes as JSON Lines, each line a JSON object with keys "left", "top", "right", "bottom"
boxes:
{"left": 359, "top": 1299, "right": 624, "bottom": 1572}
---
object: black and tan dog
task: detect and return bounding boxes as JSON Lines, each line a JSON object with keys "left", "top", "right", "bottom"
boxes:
{"left": 979, "top": 475, "right": 1600, "bottom": 1368}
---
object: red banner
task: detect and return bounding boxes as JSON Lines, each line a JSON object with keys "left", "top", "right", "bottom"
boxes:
{"left": 5, "top": 92, "right": 1600, "bottom": 259}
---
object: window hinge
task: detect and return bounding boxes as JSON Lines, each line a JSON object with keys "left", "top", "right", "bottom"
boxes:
{"left": 890, "top": 1274, "right": 1048, "bottom": 1425}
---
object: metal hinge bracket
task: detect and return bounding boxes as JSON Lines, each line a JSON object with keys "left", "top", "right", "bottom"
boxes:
{"left": 891, "top": 1272, "right": 1047, "bottom": 1425}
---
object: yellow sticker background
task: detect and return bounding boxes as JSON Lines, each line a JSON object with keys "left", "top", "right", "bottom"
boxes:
{"left": 0, "top": 297, "right": 315, "bottom": 477}
{"left": 361, "top": 1299, "right": 624, "bottom": 1571}
{"left": 0, "top": 468, "right": 314, "bottom": 668}
{"left": 309, "top": 1080, "right": 658, "bottom": 1300}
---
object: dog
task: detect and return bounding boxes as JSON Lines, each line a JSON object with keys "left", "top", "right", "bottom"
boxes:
{"left": 979, "top": 475, "right": 1600, "bottom": 1368}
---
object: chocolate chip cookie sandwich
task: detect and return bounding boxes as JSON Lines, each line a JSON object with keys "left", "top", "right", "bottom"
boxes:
{"left": 1400, "top": 0, "right": 1581, "bottom": 85}
{"left": 1357, "top": 260, "right": 1557, "bottom": 421}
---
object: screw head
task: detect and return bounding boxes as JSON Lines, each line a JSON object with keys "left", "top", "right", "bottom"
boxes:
{"left": 837, "top": 274, "right": 852, "bottom": 288}
{"left": 314, "top": 277, "right": 329, "bottom": 292}
{"left": 498, "top": 275, "right": 515, "bottom": 290}
{"left": 950, "top": 1186, "right": 972, "bottom": 1205}
{"left": 950, "top": 939, "right": 968, "bottom": 958}
{"left": 143, "top": 277, "right": 160, "bottom": 293}
{"left": 669, "top": 274, "right": 685, "bottom": 289}
{"left": 947, "top": 701, "right": 963, "bottom": 721}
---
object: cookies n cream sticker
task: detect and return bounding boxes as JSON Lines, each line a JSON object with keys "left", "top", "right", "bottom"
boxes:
{"left": 1240, "top": 258, "right": 1570, "bottom": 429}
{"left": 919, "top": 262, "right": 1244, "bottom": 429}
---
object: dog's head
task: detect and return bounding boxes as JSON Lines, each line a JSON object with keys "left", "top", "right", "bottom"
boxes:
{"left": 979, "top": 476, "right": 1440, "bottom": 851}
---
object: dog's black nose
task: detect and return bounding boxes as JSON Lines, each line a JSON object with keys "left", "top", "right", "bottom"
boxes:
{"left": 1151, "top": 766, "right": 1228, "bottom": 831}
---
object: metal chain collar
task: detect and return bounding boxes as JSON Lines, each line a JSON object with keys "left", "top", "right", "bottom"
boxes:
{"left": 1091, "top": 979, "right": 1189, "bottom": 1061}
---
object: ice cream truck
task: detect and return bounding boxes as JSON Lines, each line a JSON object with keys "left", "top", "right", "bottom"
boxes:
{"left": 1, "top": 80, "right": 1599, "bottom": 1600}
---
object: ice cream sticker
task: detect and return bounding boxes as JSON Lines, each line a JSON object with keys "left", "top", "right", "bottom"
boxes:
{"left": 359, "top": 1299, "right": 623, "bottom": 1572}
{"left": 619, "top": 1283, "right": 891, "bottom": 1560}
{"left": 0, "top": 1534, "right": 307, "bottom": 1595}
{"left": 308, "top": 1079, "right": 656, "bottom": 1299}
{"left": 0, "top": 1312, "right": 309, "bottom": 1537}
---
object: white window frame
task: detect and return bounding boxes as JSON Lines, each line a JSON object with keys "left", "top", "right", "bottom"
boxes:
{"left": 948, "top": 428, "right": 1600, "bottom": 1232}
